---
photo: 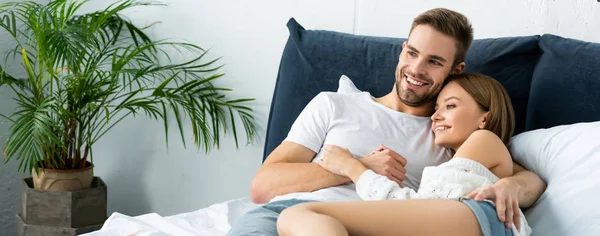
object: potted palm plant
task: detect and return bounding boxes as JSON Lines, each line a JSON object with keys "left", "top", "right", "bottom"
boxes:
{"left": 0, "top": 0, "right": 257, "bottom": 234}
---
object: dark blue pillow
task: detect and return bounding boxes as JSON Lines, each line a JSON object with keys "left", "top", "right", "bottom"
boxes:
{"left": 525, "top": 34, "right": 600, "bottom": 131}
{"left": 464, "top": 36, "right": 541, "bottom": 135}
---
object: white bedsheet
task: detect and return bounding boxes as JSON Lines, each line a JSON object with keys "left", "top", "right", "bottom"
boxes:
{"left": 82, "top": 197, "right": 261, "bottom": 236}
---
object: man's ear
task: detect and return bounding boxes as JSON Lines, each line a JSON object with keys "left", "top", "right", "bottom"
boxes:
{"left": 399, "top": 41, "right": 407, "bottom": 60}
{"left": 479, "top": 112, "right": 489, "bottom": 129}
{"left": 452, "top": 62, "right": 466, "bottom": 74}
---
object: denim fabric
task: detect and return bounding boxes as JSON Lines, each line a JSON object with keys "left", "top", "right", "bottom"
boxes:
{"left": 227, "top": 199, "right": 315, "bottom": 236}
{"left": 460, "top": 198, "right": 514, "bottom": 236}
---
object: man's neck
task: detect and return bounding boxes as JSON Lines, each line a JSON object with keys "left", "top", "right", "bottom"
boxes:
{"left": 374, "top": 91, "right": 435, "bottom": 117}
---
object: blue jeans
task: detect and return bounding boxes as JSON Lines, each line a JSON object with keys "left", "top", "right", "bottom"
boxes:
{"left": 228, "top": 198, "right": 513, "bottom": 236}
{"left": 227, "top": 199, "right": 314, "bottom": 236}
{"left": 459, "top": 197, "right": 514, "bottom": 236}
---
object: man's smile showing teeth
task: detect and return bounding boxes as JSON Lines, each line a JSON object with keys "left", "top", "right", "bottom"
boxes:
{"left": 404, "top": 73, "right": 428, "bottom": 88}
{"left": 407, "top": 77, "right": 424, "bottom": 86}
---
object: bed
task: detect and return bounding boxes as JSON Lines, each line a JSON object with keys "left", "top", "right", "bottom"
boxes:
{"left": 84, "top": 18, "right": 600, "bottom": 236}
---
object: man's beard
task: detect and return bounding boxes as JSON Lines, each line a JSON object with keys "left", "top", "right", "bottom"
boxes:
{"left": 395, "top": 72, "right": 439, "bottom": 107}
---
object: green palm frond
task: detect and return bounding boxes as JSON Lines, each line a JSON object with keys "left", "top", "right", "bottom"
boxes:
{"left": 3, "top": 96, "right": 64, "bottom": 172}
{"left": 0, "top": 0, "right": 258, "bottom": 173}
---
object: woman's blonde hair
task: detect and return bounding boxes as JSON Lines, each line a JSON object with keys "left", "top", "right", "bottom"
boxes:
{"left": 444, "top": 73, "right": 515, "bottom": 145}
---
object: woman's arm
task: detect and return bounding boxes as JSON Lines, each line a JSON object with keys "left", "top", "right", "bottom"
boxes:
{"left": 319, "top": 145, "right": 418, "bottom": 200}
{"left": 352, "top": 169, "right": 420, "bottom": 200}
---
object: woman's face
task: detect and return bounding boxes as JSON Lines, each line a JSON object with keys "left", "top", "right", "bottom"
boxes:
{"left": 431, "top": 81, "right": 488, "bottom": 150}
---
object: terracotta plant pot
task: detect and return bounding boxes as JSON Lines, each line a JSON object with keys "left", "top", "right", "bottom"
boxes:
{"left": 31, "top": 162, "right": 94, "bottom": 191}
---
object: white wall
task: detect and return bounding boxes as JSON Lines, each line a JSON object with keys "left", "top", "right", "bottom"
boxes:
{"left": 0, "top": 2, "right": 33, "bottom": 232}
{"left": 356, "top": 0, "right": 600, "bottom": 41}
{"left": 1, "top": 0, "right": 600, "bottom": 234}
{"left": 0, "top": 88, "right": 25, "bottom": 236}
{"left": 74, "top": 0, "right": 356, "bottom": 217}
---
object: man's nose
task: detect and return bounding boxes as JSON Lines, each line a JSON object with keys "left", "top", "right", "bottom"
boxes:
{"left": 412, "top": 58, "right": 428, "bottom": 75}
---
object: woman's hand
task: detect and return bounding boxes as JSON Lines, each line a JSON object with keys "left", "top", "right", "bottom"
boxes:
{"left": 357, "top": 145, "right": 407, "bottom": 186}
{"left": 318, "top": 145, "right": 362, "bottom": 177}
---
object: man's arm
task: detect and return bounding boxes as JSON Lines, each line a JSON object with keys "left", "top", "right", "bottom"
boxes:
{"left": 466, "top": 161, "right": 546, "bottom": 231}
{"left": 250, "top": 141, "right": 350, "bottom": 204}
{"left": 250, "top": 92, "right": 346, "bottom": 204}
{"left": 506, "top": 162, "right": 546, "bottom": 208}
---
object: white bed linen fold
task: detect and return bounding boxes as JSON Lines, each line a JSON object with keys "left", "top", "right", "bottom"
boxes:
{"left": 82, "top": 197, "right": 261, "bottom": 236}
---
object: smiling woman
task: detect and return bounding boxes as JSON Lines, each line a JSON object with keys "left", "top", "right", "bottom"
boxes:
{"left": 433, "top": 73, "right": 516, "bottom": 149}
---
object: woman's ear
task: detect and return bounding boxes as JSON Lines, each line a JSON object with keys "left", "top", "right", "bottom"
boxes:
{"left": 479, "top": 112, "right": 489, "bottom": 129}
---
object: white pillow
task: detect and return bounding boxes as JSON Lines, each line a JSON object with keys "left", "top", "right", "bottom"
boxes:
{"left": 509, "top": 121, "right": 600, "bottom": 236}
{"left": 336, "top": 75, "right": 362, "bottom": 93}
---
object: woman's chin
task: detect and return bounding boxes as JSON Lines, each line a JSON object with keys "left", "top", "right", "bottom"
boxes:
{"left": 434, "top": 139, "right": 453, "bottom": 149}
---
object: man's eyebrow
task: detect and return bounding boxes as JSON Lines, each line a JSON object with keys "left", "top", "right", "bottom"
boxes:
{"left": 430, "top": 55, "right": 448, "bottom": 63}
{"left": 407, "top": 44, "right": 420, "bottom": 54}
{"left": 406, "top": 44, "right": 448, "bottom": 63}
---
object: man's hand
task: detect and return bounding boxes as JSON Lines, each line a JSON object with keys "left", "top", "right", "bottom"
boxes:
{"left": 358, "top": 145, "right": 407, "bottom": 186}
{"left": 466, "top": 178, "right": 521, "bottom": 231}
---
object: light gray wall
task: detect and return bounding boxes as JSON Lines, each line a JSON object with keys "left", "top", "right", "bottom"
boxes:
{"left": 1, "top": 0, "right": 600, "bottom": 235}
{"left": 0, "top": 90, "right": 25, "bottom": 236}
{"left": 0, "top": 2, "right": 29, "bottom": 232}
{"left": 71, "top": 0, "right": 356, "bottom": 217}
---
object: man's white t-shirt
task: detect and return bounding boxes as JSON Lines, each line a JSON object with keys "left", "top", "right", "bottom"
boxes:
{"left": 270, "top": 91, "right": 453, "bottom": 203}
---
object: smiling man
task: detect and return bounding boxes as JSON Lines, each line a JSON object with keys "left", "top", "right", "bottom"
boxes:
{"left": 228, "top": 8, "right": 546, "bottom": 236}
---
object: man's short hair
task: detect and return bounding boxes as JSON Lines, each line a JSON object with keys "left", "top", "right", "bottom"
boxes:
{"left": 410, "top": 8, "right": 474, "bottom": 67}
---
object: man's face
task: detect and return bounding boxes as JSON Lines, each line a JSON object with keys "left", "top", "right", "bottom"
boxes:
{"left": 395, "top": 25, "right": 462, "bottom": 107}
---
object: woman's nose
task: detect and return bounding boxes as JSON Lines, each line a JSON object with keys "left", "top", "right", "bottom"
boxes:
{"left": 431, "top": 110, "right": 443, "bottom": 121}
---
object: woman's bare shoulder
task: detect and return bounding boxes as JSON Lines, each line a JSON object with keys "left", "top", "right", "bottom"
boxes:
{"left": 454, "top": 130, "right": 513, "bottom": 178}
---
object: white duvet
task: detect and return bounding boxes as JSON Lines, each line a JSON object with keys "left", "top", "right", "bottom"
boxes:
{"left": 82, "top": 197, "right": 261, "bottom": 236}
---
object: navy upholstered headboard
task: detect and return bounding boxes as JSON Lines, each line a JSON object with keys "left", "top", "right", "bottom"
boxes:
{"left": 262, "top": 18, "right": 600, "bottom": 162}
